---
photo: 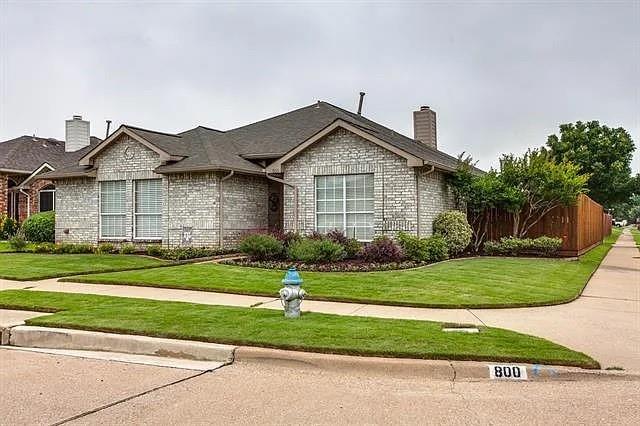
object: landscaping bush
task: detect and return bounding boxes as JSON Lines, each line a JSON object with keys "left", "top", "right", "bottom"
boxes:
{"left": 433, "top": 210, "right": 472, "bottom": 255}
{"left": 362, "top": 236, "right": 404, "bottom": 263}
{"left": 8, "top": 230, "right": 27, "bottom": 252}
{"left": 120, "top": 243, "right": 135, "bottom": 254}
{"left": 67, "top": 243, "right": 94, "bottom": 254}
{"left": 146, "top": 245, "right": 164, "bottom": 257}
{"left": 484, "top": 236, "right": 563, "bottom": 257}
{"left": 239, "top": 233, "right": 284, "bottom": 260}
{"left": 33, "top": 242, "right": 56, "bottom": 253}
{"left": 21, "top": 211, "right": 55, "bottom": 243}
{"left": 96, "top": 243, "right": 117, "bottom": 254}
{"left": 287, "top": 238, "right": 345, "bottom": 263}
{"left": 397, "top": 232, "right": 449, "bottom": 262}
{"left": 531, "top": 236, "right": 563, "bottom": 256}
{"left": 326, "top": 229, "right": 362, "bottom": 259}
{"left": 0, "top": 213, "right": 18, "bottom": 240}
{"left": 422, "top": 235, "right": 449, "bottom": 262}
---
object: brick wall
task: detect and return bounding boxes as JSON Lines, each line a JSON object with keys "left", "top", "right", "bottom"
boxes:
{"left": 27, "top": 179, "right": 55, "bottom": 215}
{"left": 281, "top": 127, "right": 456, "bottom": 239}
{"left": 222, "top": 173, "right": 269, "bottom": 246}
{"left": 0, "top": 174, "right": 7, "bottom": 216}
{"left": 55, "top": 177, "right": 99, "bottom": 243}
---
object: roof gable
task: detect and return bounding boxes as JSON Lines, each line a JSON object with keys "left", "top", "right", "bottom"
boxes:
{"left": 79, "top": 126, "right": 184, "bottom": 166}
{"left": 266, "top": 119, "right": 423, "bottom": 173}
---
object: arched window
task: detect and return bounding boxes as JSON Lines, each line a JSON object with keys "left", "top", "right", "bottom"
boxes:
{"left": 39, "top": 184, "right": 55, "bottom": 212}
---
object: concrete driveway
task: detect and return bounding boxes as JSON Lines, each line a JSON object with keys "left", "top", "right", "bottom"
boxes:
{"left": 1, "top": 349, "right": 639, "bottom": 425}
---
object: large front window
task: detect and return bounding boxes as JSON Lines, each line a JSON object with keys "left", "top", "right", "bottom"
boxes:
{"left": 316, "top": 174, "right": 374, "bottom": 241}
{"left": 134, "top": 179, "right": 163, "bottom": 239}
{"left": 100, "top": 180, "right": 126, "bottom": 238}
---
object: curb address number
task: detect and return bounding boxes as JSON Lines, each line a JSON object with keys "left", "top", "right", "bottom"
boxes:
{"left": 488, "top": 364, "right": 528, "bottom": 380}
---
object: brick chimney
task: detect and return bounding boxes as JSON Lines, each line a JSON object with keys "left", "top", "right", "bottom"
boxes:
{"left": 413, "top": 106, "right": 437, "bottom": 150}
{"left": 65, "top": 115, "right": 90, "bottom": 152}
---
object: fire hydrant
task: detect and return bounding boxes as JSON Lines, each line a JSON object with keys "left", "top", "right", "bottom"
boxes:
{"left": 279, "top": 267, "right": 307, "bottom": 318}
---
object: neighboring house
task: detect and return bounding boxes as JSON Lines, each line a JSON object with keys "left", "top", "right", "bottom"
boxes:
{"left": 44, "top": 101, "right": 476, "bottom": 247}
{"left": 0, "top": 117, "right": 100, "bottom": 222}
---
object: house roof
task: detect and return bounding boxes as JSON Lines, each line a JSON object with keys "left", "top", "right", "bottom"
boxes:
{"left": 0, "top": 135, "right": 101, "bottom": 174}
{"left": 43, "top": 100, "right": 480, "bottom": 179}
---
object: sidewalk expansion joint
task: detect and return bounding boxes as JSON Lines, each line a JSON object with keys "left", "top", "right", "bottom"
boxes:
{"left": 50, "top": 363, "right": 230, "bottom": 426}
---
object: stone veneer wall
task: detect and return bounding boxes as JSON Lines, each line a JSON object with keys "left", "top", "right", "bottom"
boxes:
{"left": 281, "top": 127, "right": 458, "bottom": 239}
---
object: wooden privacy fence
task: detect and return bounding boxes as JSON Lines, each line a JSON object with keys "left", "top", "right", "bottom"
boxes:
{"left": 483, "top": 194, "right": 611, "bottom": 257}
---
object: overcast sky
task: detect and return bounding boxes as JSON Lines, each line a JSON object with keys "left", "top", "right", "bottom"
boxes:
{"left": 1, "top": 0, "right": 638, "bottom": 172}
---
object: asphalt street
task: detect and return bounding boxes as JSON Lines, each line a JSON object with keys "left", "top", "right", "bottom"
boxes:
{"left": 1, "top": 349, "right": 638, "bottom": 425}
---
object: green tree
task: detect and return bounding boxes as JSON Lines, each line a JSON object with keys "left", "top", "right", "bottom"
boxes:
{"left": 499, "top": 149, "right": 589, "bottom": 237}
{"left": 547, "top": 121, "right": 636, "bottom": 207}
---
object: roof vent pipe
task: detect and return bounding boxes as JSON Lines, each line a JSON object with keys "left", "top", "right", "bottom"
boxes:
{"left": 105, "top": 120, "right": 112, "bottom": 138}
{"left": 357, "top": 92, "right": 365, "bottom": 115}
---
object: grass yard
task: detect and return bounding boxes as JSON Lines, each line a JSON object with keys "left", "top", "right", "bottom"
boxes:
{"left": 68, "top": 229, "right": 621, "bottom": 309}
{"left": 0, "top": 290, "right": 599, "bottom": 368}
{"left": 0, "top": 253, "right": 165, "bottom": 280}
{"left": 630, "top": 227, "right": 640, "bottom": 247}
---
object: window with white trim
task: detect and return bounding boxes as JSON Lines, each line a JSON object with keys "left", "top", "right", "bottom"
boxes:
{"left": 39, "top": 184, "right": 55, "bottom": 212}
{"left": 134, "top": 179, "right": 163, "bottom": 239}
{"left": 316, "top": 174, "right": 374, "bottom": 241}
{"left": 100, "top": 180, "right": 126, "bottom": 238}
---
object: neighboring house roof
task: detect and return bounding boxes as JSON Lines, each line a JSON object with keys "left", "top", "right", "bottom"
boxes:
{"left": 43, "top": 101, "right": 480, "bottom": 179}
{"left": 0, "top": 135, "right": 101, "bottom": 174}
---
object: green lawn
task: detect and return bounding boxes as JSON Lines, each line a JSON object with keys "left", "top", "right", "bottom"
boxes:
{"left": 630, "top": 228, "right": 640, "bottom": 247}
{"left": 68, "top": 229, "right": 621, "bottom": 309}
{"left": 0, "top": 290, "right": 599, "bottom": 368}
{"left": 0, "top": 253, "right": 165, "bottom": 280}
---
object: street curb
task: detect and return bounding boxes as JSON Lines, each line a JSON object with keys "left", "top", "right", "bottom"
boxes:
{"left": 234, "top": 347, "right": 640, "bottom": 382}
{"left": 7, "top": 326, "right": 236, "bottom": 363}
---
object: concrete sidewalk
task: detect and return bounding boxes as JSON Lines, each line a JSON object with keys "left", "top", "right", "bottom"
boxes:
{"left": 1, "top": 230, "right": 638, "bottom": 370}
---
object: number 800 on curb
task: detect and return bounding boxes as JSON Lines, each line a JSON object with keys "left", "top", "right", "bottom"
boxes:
{"left": 488, "top": 364, "right": 528, "bottom": 380}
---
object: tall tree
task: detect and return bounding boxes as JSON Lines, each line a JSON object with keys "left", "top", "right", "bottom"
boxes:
{"left": 546, "top": 121, "right": 636, "bottom": 207}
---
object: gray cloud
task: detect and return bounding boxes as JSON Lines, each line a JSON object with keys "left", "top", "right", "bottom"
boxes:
{"left": 1, "top": 0, "right": 638, "bottom": 172}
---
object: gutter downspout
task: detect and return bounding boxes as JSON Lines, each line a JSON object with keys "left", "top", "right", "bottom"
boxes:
{"left": 219, "top": 170, "right": 234, "bottom": 247}
{"left": 416, "top": 165, "right": 435, "bottom": 238}
{"left": 265, "top": 173, "right": 298, "bottom": 232}
{"left": 19, "top": 188, "right": 31, "bottom": 219}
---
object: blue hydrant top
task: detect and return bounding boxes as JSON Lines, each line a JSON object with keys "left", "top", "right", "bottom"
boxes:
{"left": 282, "top": 267, "right": 303, "bottom": 286}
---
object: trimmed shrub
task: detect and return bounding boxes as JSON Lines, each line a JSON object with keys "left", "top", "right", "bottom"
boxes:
{"left": 397, "top": 232, "right": 449, "bottom": 262}
{"left": 288, "top": 238, "right": 345, "bottom": 263}
{"left": 0, "top": 213, "right": 18, "bottom": 240}
{"left": 326, "top": 229, "right": 362, "bottom": 259}
{"left": 239, "top": 234, "right": 284, "bottom": 260}
{"left": 422, "top": 235, "right": 449, "bottom": 262}
{"left": 8, "top": 230, "right": 27, "bottom": 252}
{"left": 67, "top": 243, "right": 94, "bottom": 254}
{"left": 531, "top": 236, "right": 563, "bottom": 256}
{"left": 146, "top": 244, "right": 164, "bottom": 257}
{"left": 33, "top": 242, "right": 56, "bottom": 253}
{"left": 120, "top": 243, "right": 135, "bottom": 254}
{"left": 484, "top": 236, "right": 562, "bottom": 257}
{"left": 362, "top": 236, "right": 404, "bottom": 263}
{"left": 21, "top": 211, "right": 55, "bottom": 243}
{"left": 96, "top": 243, "right": 117, "bottom": 254}
{"left": 433, "top": 210, "right": 472, "bottom": 255}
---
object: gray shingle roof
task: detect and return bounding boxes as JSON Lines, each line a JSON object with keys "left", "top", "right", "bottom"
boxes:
{"left": 41, "top": 101, "right": 478, "bottom": 178}
{"left": 0, "top": 135, "right": 101, "bottom": 174}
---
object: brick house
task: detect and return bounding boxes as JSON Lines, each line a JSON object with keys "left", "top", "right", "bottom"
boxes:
{"left": 0, "top": 120, "right": 100, "bottom": 223}
{"left": 43, "top": 101, "right": 475, "bottom": 247}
